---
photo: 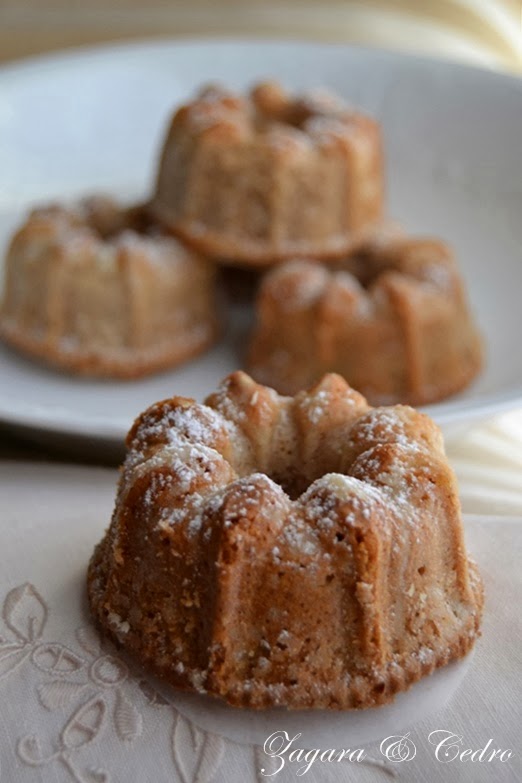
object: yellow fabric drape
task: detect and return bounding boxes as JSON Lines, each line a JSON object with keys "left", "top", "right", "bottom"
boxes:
{"left": 0, "top": 0, "right": 521, "bottom": 71}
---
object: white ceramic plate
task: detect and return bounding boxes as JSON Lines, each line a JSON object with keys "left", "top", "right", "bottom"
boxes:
{"left": 1, "top": 39, "right": 522, "bottom": 450}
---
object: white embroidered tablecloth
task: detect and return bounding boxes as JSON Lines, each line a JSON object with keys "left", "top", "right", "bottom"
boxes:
{"left": 0, "top": 460, "right": 520, "bottom": 783}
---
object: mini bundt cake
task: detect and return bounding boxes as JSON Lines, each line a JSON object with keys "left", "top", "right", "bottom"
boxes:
{"left": 151, "top": 81, "right": 384, "bottom": 265}
{"left": 248, "top": 237, "right": 483, "bottom": 405}
{"left": 88, "top": 371, "right": 483, "bottom": 710}
{"left": 0, "top": 196, "right": 219, "bottom": 378}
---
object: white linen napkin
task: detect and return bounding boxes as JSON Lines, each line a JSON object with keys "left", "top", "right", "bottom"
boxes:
{"left": 447, "top": 409, "right": 522, "bottom": 515}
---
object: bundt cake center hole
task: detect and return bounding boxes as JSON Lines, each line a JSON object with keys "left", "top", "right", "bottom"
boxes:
{"left": 249, "top": 457, "right": 343, "bottom": 501}
{"left": 85, "top": 202, "right": 157, "bottom": 242}
{"left": 340, "top": 254, "right": 394, "bottom": 289}
{"left": 267, "top": 472, "right": 311, "bottom": 501}
{"left": 252, "top": 97, "right": 316, "bottom": 131}
{"left": 250, "top": 83, "right": 343, "bottom": 133}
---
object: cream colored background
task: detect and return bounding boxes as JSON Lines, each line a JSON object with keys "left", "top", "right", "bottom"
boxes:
{"left": 0, "top": 0, "right": 521, "bottom": 70}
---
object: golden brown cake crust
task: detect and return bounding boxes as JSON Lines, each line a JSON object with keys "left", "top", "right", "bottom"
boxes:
{"left": 0, "top": 317, "right": 217, "bottom": 379}
{"left": 248, "top": 237, "right": 484, "bottom": 405}
{"left": 0, "top": 197, "right": 220, "bottom": 378}
{"left": 151, "top": 82, "right": 385, "bottom": 266}
{"left": 87, "top": 372, "right": 483, "bottom": 710}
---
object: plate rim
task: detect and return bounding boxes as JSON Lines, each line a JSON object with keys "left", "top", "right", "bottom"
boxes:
{"left": 2, "top": 34, "right": 522, "bottom": 89}
{"left": 2, "top": 384, "right": 522, "bottom": 442}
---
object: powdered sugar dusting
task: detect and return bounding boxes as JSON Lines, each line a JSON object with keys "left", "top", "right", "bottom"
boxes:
{"left": 300, "top": 388, "right": 330, "bottom": 424}
{"left": 266, "top": 261, "right": 327, "bottom": 310}
{"left": 166, "top": 405, "right": 225, "bottom": 446}
{"left": 123, "top": 373, "right": 438, "bottom": 557}
{"left": 300, "top": 473, "right": 386, "bottom": 534}
{"left": 351, "top": 408, "right": 415, "bottom": 451}
{"left": 131, "top": 401, "right": 225, "bottom": 459}
{"left": 281, "top": 512, "right": 320, "bottom": 557}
